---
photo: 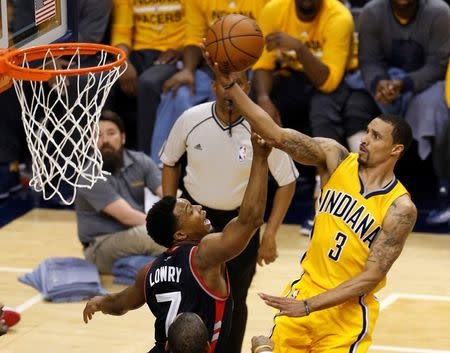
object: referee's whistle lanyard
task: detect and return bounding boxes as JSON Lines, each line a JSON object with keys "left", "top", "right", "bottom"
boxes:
{"left": 227, "top": 102, "right": 233, "bottom": 137}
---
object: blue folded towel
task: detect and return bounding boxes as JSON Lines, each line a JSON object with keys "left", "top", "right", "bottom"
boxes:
{"left": 112, "top": 255, "right": 156, "bottom": 285}
{"left": 18, "top": 257, "right": 107, "bottom": 302}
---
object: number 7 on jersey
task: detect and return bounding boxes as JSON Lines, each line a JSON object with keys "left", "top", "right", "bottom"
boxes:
{"left": 155, "top": 291, "right": 182, "bottom": 335}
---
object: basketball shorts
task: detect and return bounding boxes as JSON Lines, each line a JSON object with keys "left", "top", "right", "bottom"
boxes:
{"left": 271, "top": 277, "right": 380, "bottom": 353}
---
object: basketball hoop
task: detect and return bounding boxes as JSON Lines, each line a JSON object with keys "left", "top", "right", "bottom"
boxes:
{"left": 0, "top": 43, "right": 127, "bottom": 204}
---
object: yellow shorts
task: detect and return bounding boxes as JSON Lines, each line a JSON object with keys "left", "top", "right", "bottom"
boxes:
{"left": 271, "top": 277, "right": 380, "bottom": 353}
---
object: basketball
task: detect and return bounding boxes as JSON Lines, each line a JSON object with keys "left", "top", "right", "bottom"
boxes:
{"left": 205, "top": 14, "right": 264, "bottom": 73}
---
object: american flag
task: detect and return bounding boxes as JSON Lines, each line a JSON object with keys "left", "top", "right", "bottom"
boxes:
{"left": 34, "top": 0, "right": 56, "bottom": 26}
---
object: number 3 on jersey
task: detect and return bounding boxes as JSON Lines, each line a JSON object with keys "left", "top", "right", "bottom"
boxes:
{"left": 328, "top": 232, "right": 348, "bottom": 261}
{"left": 156, "top": 291, "right": 182, "bottom": 335}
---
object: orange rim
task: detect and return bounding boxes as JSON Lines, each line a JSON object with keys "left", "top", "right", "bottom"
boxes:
{"left": 0, "top": 43, "right": 127, "bottom": 81}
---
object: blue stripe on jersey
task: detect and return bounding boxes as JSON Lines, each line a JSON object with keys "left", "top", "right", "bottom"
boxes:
{"left": 359, "top": 173, "right": 398, "bottom": 199}
{"left": 349, "top": 295, "right": 369, "bottom": 353}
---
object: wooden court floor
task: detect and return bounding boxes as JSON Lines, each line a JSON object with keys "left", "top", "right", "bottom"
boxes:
{"left": 1, "top": 209, "right": 449, "bottom": 353}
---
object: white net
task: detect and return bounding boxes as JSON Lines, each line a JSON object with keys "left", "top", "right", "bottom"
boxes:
{"left": 11, "top": 46, "right": 126, "bottom": 205}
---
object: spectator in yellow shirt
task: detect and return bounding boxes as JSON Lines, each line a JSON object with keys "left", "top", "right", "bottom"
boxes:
{"left": 105, "top": 0, "right": 186, "bottom": 151}
{"left": 254, "top": 0, "right": 377, "bottom": 149}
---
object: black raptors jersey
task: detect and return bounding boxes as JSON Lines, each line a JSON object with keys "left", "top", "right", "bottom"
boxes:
{"left": 144, "top": 244, "right": 233, "bottom": 353}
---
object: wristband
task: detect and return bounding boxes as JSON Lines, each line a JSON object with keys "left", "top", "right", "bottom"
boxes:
{"left": 303, "top": 300, "right": 311, "bottom": 316}
{"left": 254, "top": 345, "right": 273, "bottom": 353}
{"left": 222, "top": 80, "right": 236, "bottom": 90}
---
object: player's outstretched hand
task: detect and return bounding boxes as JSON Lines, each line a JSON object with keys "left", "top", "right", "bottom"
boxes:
{"left": 83, "top": 296, "right": 104, "bottom": 323}
{"left": 258, "top": 293, "right": 309, "bottom": 317}
{"left": 200, "top": 39, "right": 234, "bottom": 88}
{"left": 251, "top": 133, "right": 271, "bottom": 158}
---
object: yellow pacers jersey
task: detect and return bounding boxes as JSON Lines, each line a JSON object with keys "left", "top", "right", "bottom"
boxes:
{"left": 111, "top": 0, "right": 186, "bottom": 52}
{"left": 184, "top": 0, "right": 269, "bottom": 47}
{"left": 253, "top": 0, "right": 356, "bottom": 93}
{"left": 301, "top": 153, "right": 408, "bottom": 295}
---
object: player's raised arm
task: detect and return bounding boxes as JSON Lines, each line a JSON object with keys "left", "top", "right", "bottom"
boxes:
{"left": 194, "top": 134, "right": 270, "bottom": 268}
{"left": 201, "top": 43, "right": 349, "bottom": 180}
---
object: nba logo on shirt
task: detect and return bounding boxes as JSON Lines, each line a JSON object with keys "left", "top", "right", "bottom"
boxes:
{"left": 238, "top": 146, "right": 247, "bottom": 161}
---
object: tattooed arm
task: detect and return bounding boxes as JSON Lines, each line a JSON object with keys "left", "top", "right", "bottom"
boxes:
{"left": 221, "top": 81, "right": 348, "bottom": 181}
{"left": 259, "top": 194, "right": 417, "bottom": 316}
{"left": 364, "top": 195, "right": 417, "bottom": 276}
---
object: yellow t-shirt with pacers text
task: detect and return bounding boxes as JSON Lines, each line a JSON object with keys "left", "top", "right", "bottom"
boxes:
{"left": 253, "top": 0, "right": 356, "bottom": 93}
{"left": 111, "top": 0, "right": 186, "bottom": 52}
{"left": 184, "top": 0, "right": 269, "bottom": 47}
{"left": 300, "top": 153, "right": 408, "bottom": 295}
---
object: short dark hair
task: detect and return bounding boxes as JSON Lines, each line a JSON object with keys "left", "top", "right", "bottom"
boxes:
{"left": 168, "top": 313, "right": 209, "bottom": 353}
{"left": 100, "top": 110, "right": 125, "bottom": 133}
{"left": 377, "top": 114, "right": 413, "bottom": 156}
{"left": 146, "top": 196, "right": 178, "bottom": 247}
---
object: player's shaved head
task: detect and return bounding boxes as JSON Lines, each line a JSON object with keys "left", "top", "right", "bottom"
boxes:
{"left": 167, "top": 312, "right": 209, "bottom": 353}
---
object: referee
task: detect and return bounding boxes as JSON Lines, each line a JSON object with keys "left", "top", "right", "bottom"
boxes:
{"left": 160, "top": 72, "right": 298, "bottom": 353}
